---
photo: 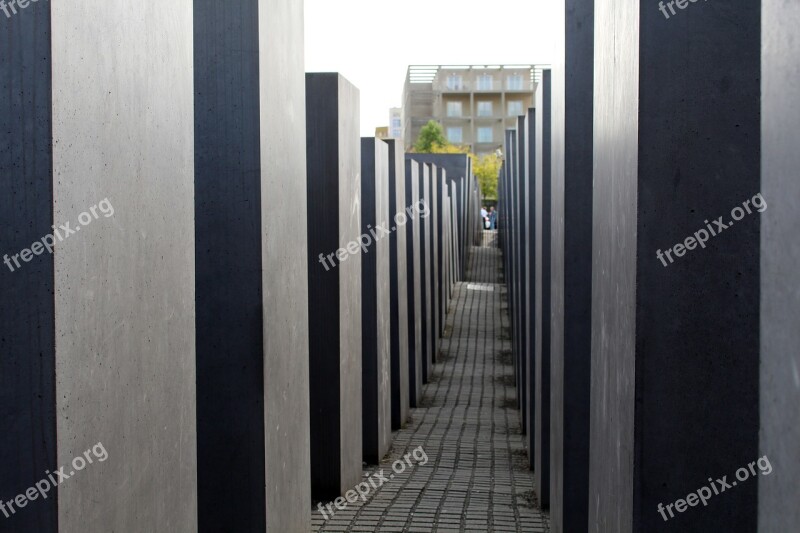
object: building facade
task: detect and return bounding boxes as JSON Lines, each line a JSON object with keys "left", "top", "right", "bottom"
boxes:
{"left": 402, "top": 65, "right": 547, "bottom": 154}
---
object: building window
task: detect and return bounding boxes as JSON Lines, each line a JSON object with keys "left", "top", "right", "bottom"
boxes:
{"left": 447, "top": 127, "right": 463, "bottom": 144}
{"left": 447, "top": 101, "right": 463, "bottom": 117}
{"left": 477, "top": 74, "right": 493, "bottom": 91}
{"left": 507, "top": 74, "right": 524, "bottom": 90}
{"left": 477, "top": 101, "right": 493, "bottom": 117}
{"left": 508, "top": 101, "right": 524, "bottom": 116}
{"left": 446, "top": 74, "right": 463, "bottom": 90}
{"left": 477, "top": 127, "right": 493, "bottom": 143}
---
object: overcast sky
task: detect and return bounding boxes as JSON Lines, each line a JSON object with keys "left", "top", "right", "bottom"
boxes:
{"left": 304, "top": 0, "right": 557, "bottom": 136}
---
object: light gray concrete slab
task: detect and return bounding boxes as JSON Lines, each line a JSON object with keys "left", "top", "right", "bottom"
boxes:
{"left": 760, "top": 1, "right": 800, "bottom": 530}
{"left": 361, "top": 138, "right": 391, "bottom": 464}
{"left": 385, "top": 139, "right": 410, "bottom": 430}
{"left": 51, "top": 2, "right": 197, "bottom": 530}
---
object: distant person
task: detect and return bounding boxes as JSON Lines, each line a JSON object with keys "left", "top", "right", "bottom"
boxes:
{"left": 489, "top": 206, "right": 497, "bottom": 230}
{"left": 481, "top": 205, "right": 489, "bottom": 229}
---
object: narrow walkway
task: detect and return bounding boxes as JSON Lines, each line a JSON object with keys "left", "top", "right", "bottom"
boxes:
{"left": 312, "top": 231, "right": 548, "bottom": 532}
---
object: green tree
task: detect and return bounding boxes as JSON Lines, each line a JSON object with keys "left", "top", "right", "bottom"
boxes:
{"left": 471, "top": 153, "right": 501, "bottom": 200}
{"left": 413, "top": 120, "right": 448, "bottom": 153}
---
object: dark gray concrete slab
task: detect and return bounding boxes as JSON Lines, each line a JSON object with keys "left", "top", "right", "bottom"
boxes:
{"left": 418, "top": 162, "right": 434, "bottom": 383}
{"left": 534, "top": 71, "right": 552, "bottom": 510}
{"left": 406, "top": 160, "right": 423, "bottom": 406}
{"left": 384, "top": 139, "right": 410, "bottom": 431}
{"left": 760, "top": 2, "right": 800, "bottom": 530}
{"left": 589, "top": 2, "right": 760, "bottom": 531}
{"left": 437, "top": 168, "right": 449, "bottom": 324}
{"left": 524, "top": 109, "right": 537, "bottom": 469}
{"left": 0, "top": 5, "right": 58, "bottom": 530}
{"left": 430, "top": 165, "right": 440, "bottom": 357}
{"left": 194, "top": 2, "right": 267, "bottom": 529}
{"left": 361, "top": 138, "right": 391, "bottom": 465}
{"left": 306, "top": 73, "right": 362, "bottom": 501}
{"left": 517, "top": 116, "right": 529, "bottom": 438}
{"left": 549, "top": 2, "right": 593, "bottom": 531}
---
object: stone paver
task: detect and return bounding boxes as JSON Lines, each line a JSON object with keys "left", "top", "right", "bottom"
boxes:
{"left": 312, "top": 231, "right": 548, "bottom": 532}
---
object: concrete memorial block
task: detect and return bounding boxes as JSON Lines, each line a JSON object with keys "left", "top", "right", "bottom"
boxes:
{"left": 194, "top": 0, "right": 311, "bottom": 530}
{"left": 590, "top": 2, "right": 760, "bottom": 530}
{"left": 428, "top": 166, "right": 444, "bottom": 350}
{"left": 760, "top": 1, "right": 800, "bottom": 530}
{"left": 505, "top": 130, "right": 521, "bottom": 410}
{"left": 438, "top": 170, "right": 451, "bottom": 319}
{"left": 384, "top": 139, "right": 410, "bottom": 431}
{"left": 534, "top": 71, "right": 552, "bottom": 509}
{"left": 449, "top": 181, "right": 460, "bottom": 283}
{"left": 1, "top": 2, "right": 196, "bottom": 530}
{"left": 417, "top": 162, "right": 433, "bottom": 382}
{"left": 405, "top": 160, "right": 423, "bottom": 406}
{"left": 524, "top": 108, "right": 537, "bottom": 468}
{"left": 516, "top": 116, "right": 530, "bottom": 437}
{"left": 549, "top": 1, "right": 593, "bottom": 531}
{"left": 360, "top": 138, "right": 391, "bottom": 464}
{"left": 306, "top": 73, "right": 362, "bottom": 500}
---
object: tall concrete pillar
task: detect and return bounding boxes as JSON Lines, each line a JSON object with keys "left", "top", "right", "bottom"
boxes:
{"left": 406, "top": 160, "right": 423, "bottom": 407}
{"left": 589, "top": 1, "right": 760, "bottom": 530}
{"left": 194, "top": 0, "right": 310, "bottom": 530}
{"left": 360, "top": 138, "right": 391, "bottom": 465}
{"left": 418, "top": 162, "right": 434, "bottom": 383}
{"left": 516, "top": 116, "right": 530, "bottom": 437}
{"left": 549, "top": 1, "right": 593, "bottom": 531}
{"left": 306, "top": 73, "right": 362, "bottom": 501}
{"left": 0, "top": 2, "right": 197, "bottom": 530}
{"left": 534, "top": 70, "right": 552, "bottom": 509}
{"left": 385, "top": 139, "right": 410, "bottom": 431}
{"left": 760, "top": 1, "right": 800, "bottom": 530}
{"left": 523, "top": 108, "right": 537, "bottom": 468}
{"left": 436, "top": 167, "right": 449, "bottom": 329}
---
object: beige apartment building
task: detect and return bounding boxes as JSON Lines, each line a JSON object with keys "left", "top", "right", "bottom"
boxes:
{"left": 402, "top": 65, "right": 547, "bottom": 155}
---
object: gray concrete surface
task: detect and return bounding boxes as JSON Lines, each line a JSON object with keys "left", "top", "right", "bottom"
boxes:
{"left": 549, "top": 1, "right": 593, "bottom": 531}
{"left": 533, "top": 71, "right": 552, "bottom": 510}
{"left": 259, "top": 1, "right": 312, "bottom": 529}
{"left": 306, "top": 73, "right": 363, "bottom": 500}
{"left": 406, "top": 160, "right": 423, "bottom": 406}
{"left": 760, "top": 1, "right": 800, "bottom": 530}
{"left": 194, "top": 0, "right": 268, "bottom": 528}
{"left": 524, "top": 108, "right": 537, "bottom": 474}
{"left": 419, "top": 162, "right": 434, "bottom": 383}
{"left": 516, "top": 115, "right": 529, "bottom": 438}
{"left": 590, "top": 2, "right": 760, "bottom": 531}
{"left": 0, "top": 3, "right": 58, "bottom": 530}
{"left": 50, "top": 2, "right": 197, "bottom": 531}
{"left": 385, "top": 139, "right": 410, "bottom": 431}
{"left": 361, "top": 138, "right": 392, "bottom": 465}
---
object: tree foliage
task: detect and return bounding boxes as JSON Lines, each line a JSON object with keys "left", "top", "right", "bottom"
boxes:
{"left": 411, "top": 120, "right": 500, "bottom": 199}
{"left": 471, "top": 153, "right": 501, "bottom": 200}
{"left": 413, "top": 120, "right": 448, "bottom": 153}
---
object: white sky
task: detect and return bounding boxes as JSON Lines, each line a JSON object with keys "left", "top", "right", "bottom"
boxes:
{"left": 304, "top": 0, "right": 557, "bottom": 136}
